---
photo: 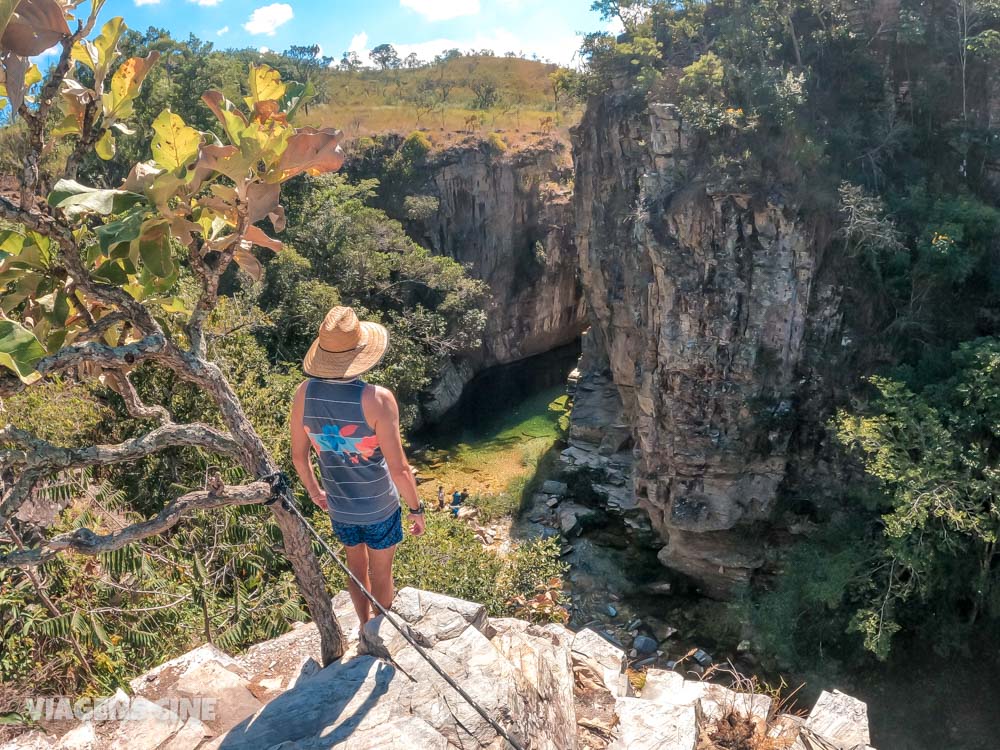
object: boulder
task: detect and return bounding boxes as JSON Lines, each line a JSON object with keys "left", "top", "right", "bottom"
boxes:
{"left": 805, "top": 690, "right": 871, "bottom": 749}
{"left": 218, "top": 588, "right": 575, "bottom": 750}
{"left": 542, "top": 480, "right": 568, "bottom": 497}
{"left": 632, "top": 635, "right": 658, "bottom": 655}
{"left": 571, "top": 627, "right": 625, "bottom": 697}
{"left": 610, "top": 697, "right": 697, "bottom": 750}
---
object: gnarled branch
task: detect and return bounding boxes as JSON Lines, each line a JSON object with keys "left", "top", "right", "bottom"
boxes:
{"left": 0, "top": 481, "right": 273, "bottom": 567}
{"left": 102, "top": 370, "right": 171, "bottom": 423}
{"left": 0, "top": 335, "right": 166, "bottom": 398}
{"left": 0, "top": 422, "right": 239, "bottom": 474}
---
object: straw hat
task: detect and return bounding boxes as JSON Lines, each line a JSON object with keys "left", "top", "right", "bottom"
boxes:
{"left": 303, "top": 306, "right": 389, "bottom": 379}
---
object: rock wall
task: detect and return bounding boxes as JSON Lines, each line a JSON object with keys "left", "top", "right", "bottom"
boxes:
{"left": 411, "top": 141, "right": 587, "bottom": 370}
{"left": 572, "top": 97, "right": 844, "bottom": 597}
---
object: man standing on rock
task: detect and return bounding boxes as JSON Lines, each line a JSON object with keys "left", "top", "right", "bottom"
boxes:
{"left": 290, "top": 306, "right": 425, "bottom": 630}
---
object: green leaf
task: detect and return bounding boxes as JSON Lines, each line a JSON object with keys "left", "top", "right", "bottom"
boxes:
{"left": 151, "top": 110, "right": 201, "bottom": 172}
{"left": 91, "top": 258, "right": 129, "bottom": 285}
{"left": 95, "top": 129, "right": 115, "bottom": 160}
{"left": 96, "top": 209, "right": 145, "bottom": 255}
{"left": 280, "top": 80, "right": 314, "bottom": 120}
{"left": 0, "top": 318, "right": 45, "bottom": 381}
{"left": 135, "top": 222, "right": 172, "bottom": 278}
{"left": 48, "top": 179, "right": 145, "bottom": 217}
{"left": 90, "top": 16, "right": 125, "bottom": 89}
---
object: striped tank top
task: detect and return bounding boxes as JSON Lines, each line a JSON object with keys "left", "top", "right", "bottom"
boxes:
{"left": 301, "top": 378, "right": 400, "bottom": 525}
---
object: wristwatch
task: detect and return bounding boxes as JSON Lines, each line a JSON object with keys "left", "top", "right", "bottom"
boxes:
{"left": 407, "top": 501, "right": 425, "bottom": 515}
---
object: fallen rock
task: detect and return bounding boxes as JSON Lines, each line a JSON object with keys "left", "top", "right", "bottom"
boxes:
{"left": 610, "top": 697, "right": 697, "bottom": 750}
{"left": 632, "top": 635, "right": 658, "bottom": 655}
{"left": 805, "top": 690, "right": 871, "bottom": 749}
{"left": 541, "top": 480, "right": 568, "bottom": 496}
{"left": 571, "top": 627, "right": 626, "bottom": 697}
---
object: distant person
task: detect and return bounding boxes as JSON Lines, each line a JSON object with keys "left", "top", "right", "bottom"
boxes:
{"left": 437, "top": 485, "right": 445, "bottom": 511}
{"left": 460, "top": 487, "right": 470, "bottom": 504}
{"left": 290, "top": 306, "right": 426, "bottom": 632}
{"left": 451, "top": 489, "right": 462, "bottom": 518}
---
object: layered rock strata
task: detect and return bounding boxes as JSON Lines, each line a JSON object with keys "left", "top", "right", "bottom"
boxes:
{"left": 572, "top": 99, "right": 842, "bottom": 596}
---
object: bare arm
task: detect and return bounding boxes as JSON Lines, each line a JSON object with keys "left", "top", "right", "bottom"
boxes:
{"left": 290, "top": 381, "right": 327, "bottom": 510}
{"left": 366, "top": 385, "right": 421, "bottom": 511}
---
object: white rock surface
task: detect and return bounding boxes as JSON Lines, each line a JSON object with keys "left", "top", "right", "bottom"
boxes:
{"left": 570, "top": 627, "right": 626, "bottom": 697}
{"left": 610, "top": 697, "right": 698, "bottom": 750}
{"left": 805, "top": 690, "right": 871, "bottom": 749}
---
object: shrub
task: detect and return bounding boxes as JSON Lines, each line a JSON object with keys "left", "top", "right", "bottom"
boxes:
{"left": 485, "top": 132, "right": 507, "bottom": 155}
{"left": 401, "top": 130, "right": 432, "bottom": 161}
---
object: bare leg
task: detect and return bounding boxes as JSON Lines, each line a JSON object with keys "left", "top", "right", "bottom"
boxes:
{"left": 367, "top": 544, "right": 397, "bottom": 612}
{"left": 344, "top": 543, "right": 372, "bottom": 626}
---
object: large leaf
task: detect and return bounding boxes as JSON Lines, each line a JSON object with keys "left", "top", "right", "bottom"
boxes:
{"left": 52, "top": 78, "right": 95, "bottom": 137}
{"left": 48, "top": 179, "right": 145, "bottom": 217}
{"left": 1, "top": 50, "right": 29, "bottom": 115}
{"left": 89, "top": 16, "right": 124, "bottom": 90}
{"left": 96, "top": 208, "right": 144, "bottom": 254}
{"left": 244, "top": 224, "right": 281, "bottom": 253}
{"left": 102, "top": 51, "right": 159, "bottom": 123}
{"left": 269, "top": 127, "right": 344, "bottom": 183}
{"left": 0, "top": 318, "right": 44, "bottom": 381}
{"left": 201, "top": 90, "right": 248, "bottom": 144}
{"left": 244, "top": 63, "right": 285, "bottom": 108}
{"left": 94, "top": 128, "right": 115, "bottom": 160}
{"left": 195, "top": 144, "right": 253, "bottom": 184}
{"left": 150, "top": 110, "right": 201, "bottom": 172}
{"left": 233, "top": 243, "right": 262, "bottom": 281}
{"left": 246, "top": 181, "right": 285, "bottom": 231}
{"left": 135, "top": 221, "right": 172, "bottom": 278}
{"left": 0, "top": 0, "right": 70, "bottom": 57}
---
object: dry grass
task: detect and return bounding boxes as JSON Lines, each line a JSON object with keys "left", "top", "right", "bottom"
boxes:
{"left": 293, "top": 54, "right": 581, "bottom": 150}
{"left": 301, "top": 103, "right": 576, "bottom": 149}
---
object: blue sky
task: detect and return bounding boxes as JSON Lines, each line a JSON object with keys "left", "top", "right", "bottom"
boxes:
{"left": 93, "top": 0, "right": 608, "bottom": 66}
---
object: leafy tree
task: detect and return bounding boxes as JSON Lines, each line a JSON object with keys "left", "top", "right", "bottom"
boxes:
{"left": 370, "top": 43, "right": 401, "bottom": 71}
{"left": 834, "top": 339, "right": 1000, "bottom": 657}
{"left": 0, "top": 2, "right": 349, "bottom": 666}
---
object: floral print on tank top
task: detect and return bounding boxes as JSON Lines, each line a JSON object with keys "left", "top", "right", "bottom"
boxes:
{"left": 305, "top": 424, "right": 380, "bottom": 464}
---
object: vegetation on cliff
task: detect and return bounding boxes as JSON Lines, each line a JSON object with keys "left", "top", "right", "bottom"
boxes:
{"left": 571, "top": 0, "right": 1000, "bottom": 670}
{"left": 0, "top": 4, "right": 564, "bottom": 704}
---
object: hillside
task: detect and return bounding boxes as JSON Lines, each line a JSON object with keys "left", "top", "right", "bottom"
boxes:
{"left": 283, "top": 53, "right": 581, "bottom": 146}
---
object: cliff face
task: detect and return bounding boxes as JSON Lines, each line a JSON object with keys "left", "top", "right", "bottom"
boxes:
{"left": 411, "top": 142, "right": 587, "bottom": 370}
{"left": 572, "top": 97, "right": 844, "bottom": 597}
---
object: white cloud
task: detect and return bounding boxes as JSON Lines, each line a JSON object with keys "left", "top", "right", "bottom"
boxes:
{"left": 134, "top": 0, "right": 161, "bottom": 6}
{"left": 259, "top": 46, "right": 270, "bottom": 53}
{"left": 348, "top": 32, "right": 368, "bottom": 54}
{"left": 189, "top": 0, "right": 223, "bottom": 5}
{"left": 243, "top": 3, "right": 293, "bottom": 36}
{"left": 216, "top": 25, "right": 229, "bottom": 36}
{"left": 399, "top": 0, "right": 479, "bottom": 22}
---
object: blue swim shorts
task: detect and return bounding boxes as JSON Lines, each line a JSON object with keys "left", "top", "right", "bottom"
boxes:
{"left": 331, "top": 507, "right": 403, "bottom": 550}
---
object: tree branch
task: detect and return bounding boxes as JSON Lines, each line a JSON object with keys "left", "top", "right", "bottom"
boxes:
{"left": 0, "top": 468, "right": 42, "bottom": 529}
{"left": 102, "top": 370, "right": 171, "bottom": 423}
{"left": 0, "top": 422, "right": 239, "bottom": 474}
{"left": 187, "top": 209, "right": 248, "bottom": 358}
{"left": 0, "top": 481, "right": 273, "bottom": 567}
{"left": 0, "top": 334, "right": 166, "bottom": 398}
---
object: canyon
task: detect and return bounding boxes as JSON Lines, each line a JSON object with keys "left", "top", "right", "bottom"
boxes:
{"left": 397, "top": 102, "right": 849, "bottom": 599}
